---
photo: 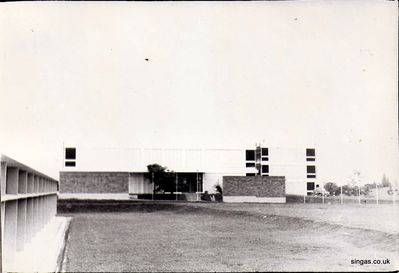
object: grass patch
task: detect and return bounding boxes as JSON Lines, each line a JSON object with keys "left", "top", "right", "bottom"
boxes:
{"left": 62, "top": 203, "right": 397, "bottom": 272}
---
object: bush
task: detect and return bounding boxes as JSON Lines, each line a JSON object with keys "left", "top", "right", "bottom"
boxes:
{"left": 215, "top": 183, "right": 223, "bottom": 194}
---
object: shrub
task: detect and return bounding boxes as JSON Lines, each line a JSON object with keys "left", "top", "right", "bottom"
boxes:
{"left": 215, "top": 183, "right": 223, "bottom": 194}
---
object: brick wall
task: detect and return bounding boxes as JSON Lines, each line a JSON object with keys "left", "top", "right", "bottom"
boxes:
{"left": 59, "top": 172, "right": 129, "bottom": 193}
{"left": 223, "top": 176, "right": 285, "bottom": 197}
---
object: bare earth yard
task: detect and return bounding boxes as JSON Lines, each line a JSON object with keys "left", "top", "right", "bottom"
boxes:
{"left": 62, "top": 203, "right": 398, "bottom": 272}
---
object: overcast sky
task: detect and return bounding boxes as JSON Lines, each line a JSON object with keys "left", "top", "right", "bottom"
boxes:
{"left": 0, "top": 1, "right": 398, "bottom": 185}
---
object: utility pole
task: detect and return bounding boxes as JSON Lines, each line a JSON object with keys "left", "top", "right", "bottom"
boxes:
{"left": 354, "top": 171, "right": 361, "bottom": 205}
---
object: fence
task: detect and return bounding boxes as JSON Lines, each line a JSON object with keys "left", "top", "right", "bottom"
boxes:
{"left": 1, "top": 155, "right": 59, "bottom": 269}
{"left": 287, "top": 193, "right": 397, "bottom": 205}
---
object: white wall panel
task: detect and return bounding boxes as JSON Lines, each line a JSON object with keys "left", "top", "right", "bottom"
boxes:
{"left": 163, "top": 149, "right": 184, "bottom": 171}
{"left": 185, "top": 149, "right": 203, "bottom": 172}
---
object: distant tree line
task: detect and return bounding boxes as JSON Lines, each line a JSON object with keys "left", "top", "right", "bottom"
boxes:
{"left": 323, "top": 174, "right": 393, "bottom": 196}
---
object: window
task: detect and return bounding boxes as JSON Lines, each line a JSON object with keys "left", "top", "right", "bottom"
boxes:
{"left": 65, "top": 148, "right": 76, "bottom": 160}
{"left": 306, "top": 158, "right": 315, "bottom": 161}
{"left": 261, "top": 148, "right": 269, "bottom": 156}
{"left": 246, "top": 162, "right": 255, "bottom": 167}
{"left": 261, "top": 165, "right": 269, "bottom": 174}
{"left": 246, "top": 150, "right": 255, "bottom": 161}
{"left": 65, "top": 161, "right": 76, "bottom": 167}
{"left": 306, "top": 148, "right": 315, "bottom": 157}
{"left": 262, "top": 157, "right": 269, "bottom": 161}
{"left": 262, "top": 174, "right": 269, "bottom": 177}
{"left": 246, "top": 173, "right": 255, "bottom": 176}
{"left": 307, "top": 175, "right": 316, "bottom": 178}
{"left": 307, "top": 192, "right": 313, "bottom": 196}
{"left": 307, "top": 182, "right": 315, "bottom": 191}
{"left": 307, "top": 165, "right": 316, "bottom": 173}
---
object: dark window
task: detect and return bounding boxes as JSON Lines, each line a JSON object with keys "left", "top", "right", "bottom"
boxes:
{"left": 246, "top": 173, "right": 255, "bottom": 176}
{"left": 246, "top": 162, "right": 255, "bottom": 167}
{"left": 262, "top": 157, "right": 269, "bottom": 161}
{"left": 65, "top": 161, "right": 76, "bottom": 167}
{"left": 307, "top": 165, "right": 316, "bottom": 173}
{"left": 65, "top": 148, "right": 76, "bottom": 160}
{"left": 316, "top": 184, "right": 319, "bottom": 188}
{"left": 246, "top": 150, "right": 255, "bottom": 161}
{"left": 307, "top": 192, "right": 313, "bottom": 196}
{"left": 306, "top": 148, "right": 315, "bottom": 157}
{"left": 306, "top": 158, "right": 315, "bottom": 161}
{"left": 261, "top": 165, "right": 269, "bottom": 173}
{"left": 262, "top": 174, "right": 269, "bottom": 177}
{"left": 307, "top": 182, "right": 315, "bottom": 191}
{"left": 307, "top": 174, "right": 316, "bottom": 178}
{"left": 261, "top": 148, "right": 269, "bottom": 156}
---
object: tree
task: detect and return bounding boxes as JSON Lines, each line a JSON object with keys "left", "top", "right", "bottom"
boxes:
{"left": 145, "top": 164, "right": 176, "bottom": 193}
{"left": 381, "top": 174, "right": 391, "bottom": 188}
{"left": 363, "top": 182, "right": 377, "bottom": 195}
{"left": 324, "top": 182, "right": 340, "bottom": 196}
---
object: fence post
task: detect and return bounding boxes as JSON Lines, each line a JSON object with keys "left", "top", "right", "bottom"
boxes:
{"left": 151, "top": 172, "right": 154, "bottom": 201}
{"left": 340, "top": 186, "right": 343, "bottom": 205}
{"left": 175, "top": 173, "right": 178, "bottom": 201}
{"left": 196, "top": 170, "right": 199, "bottom": 202}
{"left": 376, "top": 183, "right": 379, "bottom": 205}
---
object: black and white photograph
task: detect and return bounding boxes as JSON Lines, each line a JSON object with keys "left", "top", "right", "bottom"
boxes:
{"left": 0, "top": 1, "right": 398, "bottom": 272}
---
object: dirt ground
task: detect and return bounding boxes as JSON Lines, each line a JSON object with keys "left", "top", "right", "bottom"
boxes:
{"left": 62, "top": 203, "right": 398, "bottom": 272}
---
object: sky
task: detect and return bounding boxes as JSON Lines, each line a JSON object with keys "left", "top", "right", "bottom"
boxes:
{"left": 0, "top": 1, "right": 398, "bottom": 185}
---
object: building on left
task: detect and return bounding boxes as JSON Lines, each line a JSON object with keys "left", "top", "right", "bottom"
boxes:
{"left": 1, "top": 154, "right": 70, "bottom": 272}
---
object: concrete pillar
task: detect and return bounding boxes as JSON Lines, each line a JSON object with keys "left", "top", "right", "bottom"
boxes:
{"left": 38, "top": 197, "right": 43, "bottom": 229}
{"left": 25, "top": 198, "right": 34, "bottom": 243}
{"left": 53, "top": 194, "right": 58, "bottom": 216}
{"left": 33, "top": 197, "right": 39, "bottom": 233}
{"left": 1, "top": 202, "right": 5, "bottom": 260}
{"left": 4, "top": 200, "right": 18, "bottom": 265}
{"left": 16, "top": 199, "right": 27, "bottom": 251}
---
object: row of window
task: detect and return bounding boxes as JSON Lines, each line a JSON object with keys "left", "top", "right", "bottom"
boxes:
{"left": 246, "top": 148, "right": 316, "bottom": 161}
{"left": 245, "top": 148, "right": 269, "bottom": 161}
